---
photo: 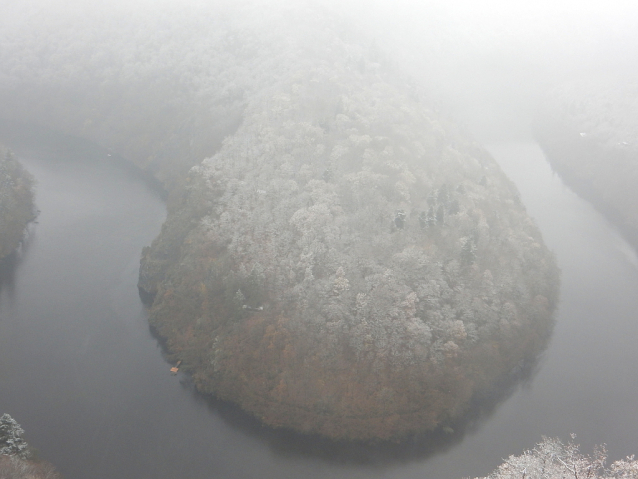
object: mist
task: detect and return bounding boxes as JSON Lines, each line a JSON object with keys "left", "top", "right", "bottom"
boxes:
{"left": 1, "top": 1, "right": 638, "bottom": 478}
{"left": 348, "top": 0, "right": 638, "bottom": 138}
{"left": 3, "top": 0, "right": 638, "bottom": 137}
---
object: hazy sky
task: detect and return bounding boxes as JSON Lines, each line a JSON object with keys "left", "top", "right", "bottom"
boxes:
{"left": 2, "top": 0, "right": 637, "bottom": 139}
{"left": 358, "top": 0, "right": 638, "bottom": 137}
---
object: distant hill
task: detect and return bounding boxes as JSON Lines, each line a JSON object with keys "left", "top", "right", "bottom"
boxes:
{"left": 534, "top": 77, "right": 638, "bottom": 247}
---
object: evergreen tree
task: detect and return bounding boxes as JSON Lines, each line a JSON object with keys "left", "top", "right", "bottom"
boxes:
{"left": 394, "top": 210, "right": 406, "bottom": 229}
{"left": 461, "top": 236, "right": 477, "bottom": 265}
{"left": 0, "top": 414, "right": 29, "bottom": 458}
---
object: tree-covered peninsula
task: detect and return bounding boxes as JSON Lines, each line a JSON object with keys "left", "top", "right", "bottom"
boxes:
{"left": 0, "top": 144, "right": 35, "bottom": 260}
{"left": 535, "top": 77, "right": 638, "bottom": 247}
{"left": 0, "top": 1, "right": 559, "bottom": 440}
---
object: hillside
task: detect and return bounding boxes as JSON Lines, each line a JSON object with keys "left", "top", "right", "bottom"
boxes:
{"left": 534, "top": 77, "right": 638, "bottom": 246}
{"left": 0, "top": 144, "right": 36, "bottom": 259}
{"left": 0, "top": 1, "right": 559, "bottom": 440}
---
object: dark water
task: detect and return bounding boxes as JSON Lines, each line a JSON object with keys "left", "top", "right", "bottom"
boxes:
{"left": 1, "top": 132, "right": 638, "bottom": 479}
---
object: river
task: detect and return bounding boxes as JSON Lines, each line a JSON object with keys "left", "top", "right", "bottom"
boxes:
{"left": 1, "top": 129, "right": 638, "bottom": 479}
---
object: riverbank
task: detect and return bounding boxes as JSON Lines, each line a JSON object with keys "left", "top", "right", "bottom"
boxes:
{"left": 0, "top": 455, "right": 62, "bottom": 478}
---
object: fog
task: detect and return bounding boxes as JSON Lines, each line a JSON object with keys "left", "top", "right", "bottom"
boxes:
{"left": 2, "top": 1, "right": 638, "bottom": 478}
{"left": 349, "top": 0, "right": 638, "bottom": 138}
{"left": 4, "top": 0, "right": 638, "bottom": 137}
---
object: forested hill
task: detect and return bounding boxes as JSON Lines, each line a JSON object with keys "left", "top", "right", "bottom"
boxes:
{"left": 534, "top": 77, "right": 638, "bottom": 248}
{"left": 0, "top": 1, "right": 559, "bottom": 440}
{"left": 0, "top": 144, "right": 35, "bottom": 259}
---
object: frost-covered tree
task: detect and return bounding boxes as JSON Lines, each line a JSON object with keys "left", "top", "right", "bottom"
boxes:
{"left": 535, "top": 77, "right": 638, "bottom": 251}
{"left": 476, "top": 435, "right": 638, "bottom": 479}
{"left": 0, "top": 414, "right": 29, "bottom": 458}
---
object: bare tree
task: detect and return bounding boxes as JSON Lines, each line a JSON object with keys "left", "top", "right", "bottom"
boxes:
{"left": 475, "top": 436, "right": 638, "bottom": 479}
